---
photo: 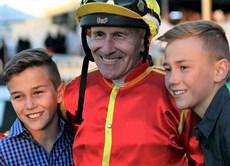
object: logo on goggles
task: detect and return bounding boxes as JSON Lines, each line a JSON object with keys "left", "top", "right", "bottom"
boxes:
{"left": 97, "top": 17, "right": 108, "bottom": 24}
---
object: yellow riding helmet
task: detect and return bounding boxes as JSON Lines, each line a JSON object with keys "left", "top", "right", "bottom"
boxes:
{"left": 76, "top": 0, "right": 161, "bottom": 38}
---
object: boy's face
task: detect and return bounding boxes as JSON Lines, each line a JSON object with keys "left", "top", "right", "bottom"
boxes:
{"left": 7, "top": 66, "right": 64, "bottom": 134}
{"left": 163, "top": 36, "right": 217, "bottom": 113}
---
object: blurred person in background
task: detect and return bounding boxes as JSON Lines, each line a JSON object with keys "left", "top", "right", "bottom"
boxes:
{"left": 4, "top": 34, "right": 16, "bottom": 61}
{"left": 0, "top": 38, "right": 6, "bottom": 70}
{"left": 61, "top": 0, "right": 204, "bottom": 165}
{"left": 44, "top": 32, "right": 55, "bottom": 54}
{"left": 16, "top": 37, "right": 31, "bottom": 53}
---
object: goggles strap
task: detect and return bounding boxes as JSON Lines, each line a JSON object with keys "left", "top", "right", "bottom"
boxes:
{"left": 142, "top": 29, "right": 150, "bottom": 63}
{"left": 74, "top": 55, "right": 89, "bottom": 124}
{"left": 74, "top": 28, "right": 92, "bottom": 124}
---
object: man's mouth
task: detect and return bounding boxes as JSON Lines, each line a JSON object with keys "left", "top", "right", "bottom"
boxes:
{"left": 100, "top": 56, "right": 122, "bottom": 62}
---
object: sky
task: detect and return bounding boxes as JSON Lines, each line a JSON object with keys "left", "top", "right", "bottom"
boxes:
{"left": 0, "top": 0, "right": 80, "bottom": 17}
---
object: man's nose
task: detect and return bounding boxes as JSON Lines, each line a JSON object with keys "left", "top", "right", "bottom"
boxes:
{"left": 101, "top": 37, "right": 116, "bottom": 55}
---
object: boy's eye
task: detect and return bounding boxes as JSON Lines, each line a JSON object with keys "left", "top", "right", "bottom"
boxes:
{"left": 180, "top": 66, "right": 187, "bottom": 70}
{"left": 164, "top": 68, "right": 171, "bottom": 72}
{"left": 12, "top": 95, "right": 23, "bottom": 100}
{"left": 163, "top": 66, "right": 171, "bottom": 73}
{"left": 34, "top": 91, "right": 43, "bottom": 95}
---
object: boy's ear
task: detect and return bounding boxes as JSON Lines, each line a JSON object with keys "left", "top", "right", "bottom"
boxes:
{"left": 57, "top": 83, "right": 65, "bottom": 103}
{"left": 214, "top": 59, "right": 230, "bottom": 83}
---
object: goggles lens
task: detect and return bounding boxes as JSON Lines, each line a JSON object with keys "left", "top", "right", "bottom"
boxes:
{"left": 81, "top": 0, "right": 107, "bottom": 3}
{"left": 80, "top": 0, "right": 160, "bottom": 23}
{"left": 81, "top": 0, "right": 131, "bottom": 5}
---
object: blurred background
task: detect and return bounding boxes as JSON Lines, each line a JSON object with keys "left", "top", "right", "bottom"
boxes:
{"left": 0, "top": 0, "right": 230, "bottom": 132}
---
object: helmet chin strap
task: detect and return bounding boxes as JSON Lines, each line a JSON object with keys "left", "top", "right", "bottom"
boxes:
{"left": 74, "top": 27, "right": 92, "bottom": 124}
{"left": 142, "top": 28, "right": 152, "bottom": 65}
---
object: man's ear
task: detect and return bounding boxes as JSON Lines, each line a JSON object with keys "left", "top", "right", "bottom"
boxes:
{"left": 87, "top": 29, "right": 91, "bottom": 37}
{"left": 57, "top": 83, "right": 65, "bottom": 104}
{"left": 214, "top": 59, "right": 230, "bottom": 82}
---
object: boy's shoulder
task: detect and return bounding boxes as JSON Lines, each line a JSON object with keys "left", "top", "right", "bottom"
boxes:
{"left": 221, "top": 101, "right": 230, "bottom": 124}
{"left": 0, "top": 132, "right": 13, "bottom": 150}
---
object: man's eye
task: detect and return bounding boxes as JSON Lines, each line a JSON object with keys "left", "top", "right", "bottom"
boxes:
{"left": 95, "top": 32, "right": 103, "bottom": 37}
{"left": 115, "top": 33, "right": 122, "bottom": 37}
{"left": 93, "top": 32, "right": 104, "bottom": 38}
{"left": 114, "top": 32, "right": 125, "bottom": 39}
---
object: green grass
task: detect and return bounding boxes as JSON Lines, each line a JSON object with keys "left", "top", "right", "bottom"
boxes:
{"left": 226, "top": 82, "right": 230, "bottom": 91}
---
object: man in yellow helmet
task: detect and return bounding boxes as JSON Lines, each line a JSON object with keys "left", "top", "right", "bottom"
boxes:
{"left": 62, "top": 0, "right": 204, "bottom": 165}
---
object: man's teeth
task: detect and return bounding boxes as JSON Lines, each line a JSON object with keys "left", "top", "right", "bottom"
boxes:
{"left": 28, "top": 113, "right": 42, "bottom": 119}
{"left": 174, "top": 90, "right": 186, "bottom": 95}
{"left": 102, "top": 57, "right": 120, "bottom": 62}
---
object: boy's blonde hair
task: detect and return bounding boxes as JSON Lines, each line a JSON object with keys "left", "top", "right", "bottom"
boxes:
{"left": 157, "top": 20, "right": 230, "bottom": 62}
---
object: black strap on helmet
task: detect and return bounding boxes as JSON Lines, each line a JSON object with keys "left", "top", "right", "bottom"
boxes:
{"left": 74, "top": 27, "right": 92, "bottom": 124}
